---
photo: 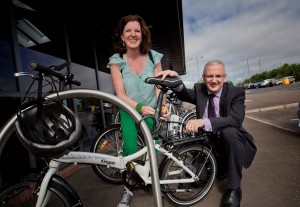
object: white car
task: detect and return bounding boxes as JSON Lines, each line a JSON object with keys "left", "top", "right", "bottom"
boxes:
{"left": 275, "top": 77, "right": 284, "bottom": 85}
{"left": 265, "top": 78, "right": 276, "bottom": 86}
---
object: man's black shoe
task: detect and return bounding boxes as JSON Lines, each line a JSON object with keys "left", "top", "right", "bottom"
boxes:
{"left": 222, "top": 188, "right": 242, "bottom": 207}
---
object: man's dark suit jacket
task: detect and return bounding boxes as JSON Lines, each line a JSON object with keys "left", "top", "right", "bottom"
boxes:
{"left": 175, "top": 82, "right": 257, "bottom": 168}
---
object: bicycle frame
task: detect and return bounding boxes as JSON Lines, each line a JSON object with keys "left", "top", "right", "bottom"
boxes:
{"left": 35, "top": 140, "right": 203, "bottom": 206}
{"left": 54, "top": 142, "right": 200, "bottom": 184}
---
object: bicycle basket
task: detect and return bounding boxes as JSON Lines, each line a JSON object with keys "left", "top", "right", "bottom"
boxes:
{"left": 15, "top": 98, "right": 82, "bottom": 157}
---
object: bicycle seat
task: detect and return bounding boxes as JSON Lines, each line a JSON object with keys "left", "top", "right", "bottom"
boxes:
{"left": 145, "top": 76, "right": 183, "bottom": 88}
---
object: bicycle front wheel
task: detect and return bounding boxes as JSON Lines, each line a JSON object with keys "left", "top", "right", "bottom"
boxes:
{"left": 0, "top": 174, "right": 81, "bottom": 207}
{"left": 179, "top": 109, "right": 196, "bottom": 138}
{"left": 90, "top": 123, "right": 145, "bottom": 184}
{"left": 159, "top": 144, "right": 216, "bottom": 206}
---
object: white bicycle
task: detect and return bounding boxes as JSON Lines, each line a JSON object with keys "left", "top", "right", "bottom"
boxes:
{"left": 0, "top": 63, "right": 217, "bottom": 207}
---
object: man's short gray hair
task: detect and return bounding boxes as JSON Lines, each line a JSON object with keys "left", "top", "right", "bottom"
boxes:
{"left": 203, "top": 60, "right": 225, "bottom": 74}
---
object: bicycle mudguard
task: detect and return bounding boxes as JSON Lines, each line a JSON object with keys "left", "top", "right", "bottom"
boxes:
{"left": 51, "top": 174, "right": 83, "bottom": 206}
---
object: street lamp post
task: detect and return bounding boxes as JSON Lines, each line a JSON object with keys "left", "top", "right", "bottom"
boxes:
{"left": 259, "top": 59, "right": 262, "bottom": 73}
{"left": 258, "top": 58, "right": 268, "bottom": 73}
{"left": 190, "top": 57, "right": 204, "bottom": 79}
{"left": 242, "top": 59, "right": 251, "bottom": 84}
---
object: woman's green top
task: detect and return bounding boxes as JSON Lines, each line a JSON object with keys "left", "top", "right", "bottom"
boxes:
{"left": 107, "top": 49, "right": 163, "bottom": 108}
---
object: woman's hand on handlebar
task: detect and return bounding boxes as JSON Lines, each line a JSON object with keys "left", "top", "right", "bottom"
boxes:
{"left": 157, "top": 70, "right": 180, "bottom": 80}
{"left": 160, "top": 108, "right": 170, "bottom": 121}
{"left": 141, "top": 105, "right": 156, "bottom": 116}
{"left": 141, "top": 105, "right": 169, "bottom": 121}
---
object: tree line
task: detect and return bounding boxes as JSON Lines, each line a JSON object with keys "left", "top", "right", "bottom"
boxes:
{"left": 236, "top": 63, "right": 300, "bottom": 86}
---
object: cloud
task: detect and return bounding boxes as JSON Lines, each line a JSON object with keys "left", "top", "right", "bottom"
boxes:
{"left": 182, "top": 0, "right": 300, "bottom": 83}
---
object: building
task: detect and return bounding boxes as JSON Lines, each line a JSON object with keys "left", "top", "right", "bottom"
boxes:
{"left": 0, "top": 0, "right": 186, "bottom": 186}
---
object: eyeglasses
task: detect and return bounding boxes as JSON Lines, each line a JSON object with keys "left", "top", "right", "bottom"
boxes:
{"left": 203, "top": 74, "right": 226, "bottom": 79}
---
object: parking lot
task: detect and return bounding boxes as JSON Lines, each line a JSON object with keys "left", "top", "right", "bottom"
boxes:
{"left": 244, "top": 76, "right": 296, "bottom": 89}
{"left": 63, "top": 83, "right": 300, "bottom": 207}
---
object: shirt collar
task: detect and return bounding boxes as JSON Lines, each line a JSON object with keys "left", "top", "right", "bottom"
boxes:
{"left": 208, "top": 88, "right": 223, "bottom": 98}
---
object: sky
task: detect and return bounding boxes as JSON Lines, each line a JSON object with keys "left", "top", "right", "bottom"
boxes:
{"left": 181, "top": 0, "right": 300, "bottom": 86}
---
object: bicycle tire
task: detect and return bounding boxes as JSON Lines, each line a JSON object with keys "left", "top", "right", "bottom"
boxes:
{"left": 166, "top": 101, "right": 178, "bottom": 116}
{"left": 159, "top": 144, "right": 216, "bottom": 206}
{"left": 0, "top": 173, "right": 82, "bottom": 207}
{"left": 90, "top": 123, "right": 145, "bottom": 184}
{"left": 179, "top": 109, "right": 197, "bottom": 138}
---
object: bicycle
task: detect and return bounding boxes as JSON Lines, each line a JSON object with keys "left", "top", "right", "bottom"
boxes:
{"left": 90, "top": 95, "right": 197, "bottom": 185}
{"left": 0, "top": 63, "right": 217, "bottom": 207}
{"left": 89, "top": 77, "right": 217, "bottom": 205}
{"left": 94, "top": 87, "right": 197, "bottom": 186}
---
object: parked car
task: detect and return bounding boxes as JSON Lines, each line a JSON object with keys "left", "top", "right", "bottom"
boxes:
{"left": 244, "top": 84, "right": 250, "bottom": 89}
{"left": 259, "top": 78, "right": 276, "bottom": 87}
{"left": 275, "top": 77, "right": 284, "bottom": 85}
{"left": 258, "top": 81, "right": 269, "bottom": 88}
{"left": 264, "top": 78, "right": 276, "bottom": 86}
{"left": 282, "top": 77, "right": 290, "bottom": 84}
{"left": 286, "top": 76, "right": 296, "bottom": 84}
{"left": 277, "top": 76, "right": 296, "bottom": 85}
{"left": 250, "top": 82, "right": 260, "bottom": 89}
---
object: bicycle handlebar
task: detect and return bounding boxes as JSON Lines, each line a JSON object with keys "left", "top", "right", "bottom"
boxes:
{"left": 50, "top": 61, "right": 71, "bottom": 71}
{"left": 28, "top": 62, "right": 81, "bottom": 86}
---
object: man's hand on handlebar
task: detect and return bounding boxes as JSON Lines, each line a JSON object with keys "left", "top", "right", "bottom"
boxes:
{"left": 185, "top": 119, "right": 205, "bottom": 133}
{"left": 157, "top": 70, "right": 180, "bottom": 80}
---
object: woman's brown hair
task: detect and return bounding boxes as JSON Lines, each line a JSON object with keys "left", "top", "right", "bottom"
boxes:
{"left": 112, "top": 14, "right": 152, "bottom": 55}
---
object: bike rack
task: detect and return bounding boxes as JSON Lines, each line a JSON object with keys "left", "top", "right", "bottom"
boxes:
{"left": 0, "top": 89, "right": 163, "bottom": 207}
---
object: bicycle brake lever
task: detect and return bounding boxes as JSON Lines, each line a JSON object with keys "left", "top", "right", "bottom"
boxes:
{"left": 14, "top": 72, "right": 35, "bottom": 79}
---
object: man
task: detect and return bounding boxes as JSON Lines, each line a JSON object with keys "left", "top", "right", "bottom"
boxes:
{"left": 158, "top": 60, "right": 257, "bottom": 207}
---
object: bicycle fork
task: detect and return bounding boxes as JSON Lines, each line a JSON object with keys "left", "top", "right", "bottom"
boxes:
{"left": 35, "top": 161, "right": 60, "bottom": 207}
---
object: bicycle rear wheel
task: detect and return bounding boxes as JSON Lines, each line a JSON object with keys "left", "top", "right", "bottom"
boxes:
{"left": 90, "top": 123, "right": 145, "bottom": 184}
{"left": 0, "top": 174, "right": 81, "bottom": 207}
{"left": 159, "top": 144, "right": 216, "bottom": 206}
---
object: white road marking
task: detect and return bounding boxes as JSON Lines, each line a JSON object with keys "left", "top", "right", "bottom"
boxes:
{"left": 245, "top": 115, "right": 297, "bottom": 133}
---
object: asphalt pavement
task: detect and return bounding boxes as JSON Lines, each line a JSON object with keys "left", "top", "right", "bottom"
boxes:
{"left": 61, "top": 85, "right": 300, "bottom": 207}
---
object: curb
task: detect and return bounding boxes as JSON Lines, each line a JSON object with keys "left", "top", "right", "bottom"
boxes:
{"left": 246, "top": 102, "right": 298, "bottom": 113}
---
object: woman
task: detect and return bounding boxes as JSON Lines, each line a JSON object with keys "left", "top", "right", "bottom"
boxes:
{"left": 107, "top": 14, "right": 166, "bottom": 207}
